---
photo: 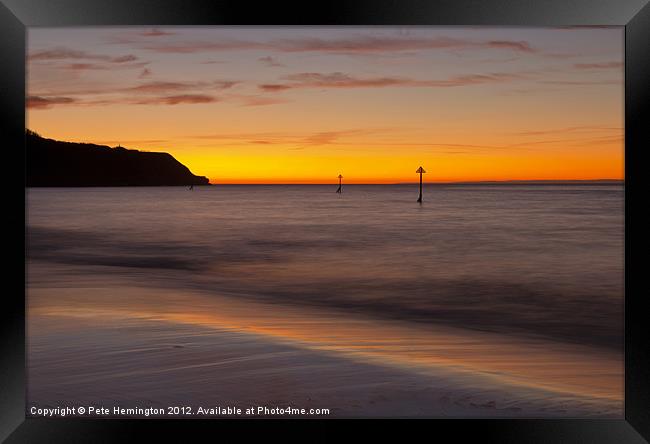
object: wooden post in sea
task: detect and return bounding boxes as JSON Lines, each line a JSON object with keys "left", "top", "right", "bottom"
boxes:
{"left": 336, "top": 174, "right": 343, "bottom": 193}
{"left": 416, "top": 166, "right": 426, "bottom": 203}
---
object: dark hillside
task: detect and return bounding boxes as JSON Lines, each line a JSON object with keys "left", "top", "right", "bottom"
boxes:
{"left": 26, "top": 131, "right": 210, "bottom": 187}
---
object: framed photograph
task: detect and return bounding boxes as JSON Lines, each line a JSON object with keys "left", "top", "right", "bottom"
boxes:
{"left": 2, "top": 0, "right": 648, "bottom": 441}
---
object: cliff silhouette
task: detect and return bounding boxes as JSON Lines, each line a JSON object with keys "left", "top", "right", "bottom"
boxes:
{"left": 26, "top": 130, "right": 210, "bottom": 187}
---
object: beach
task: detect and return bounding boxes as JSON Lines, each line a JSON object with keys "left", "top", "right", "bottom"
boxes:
{"left": 26, "top": 185, "right": 624, "bottom": 417}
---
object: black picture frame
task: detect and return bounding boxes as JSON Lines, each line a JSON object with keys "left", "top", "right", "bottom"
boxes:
{"left": 1, "top": 0, "right": 648, "bottom": 441}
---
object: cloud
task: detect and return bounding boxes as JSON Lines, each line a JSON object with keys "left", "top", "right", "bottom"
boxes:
{"left": 126, "top": 81, "right": 200, "bottom": 93}
{"left": 484, "top": 40, "right": 535, "bottom": 52}
{"left": 37, "top": 60, "right": 151, "bottom": 75}
{"left": 29, "top": 48, "right": 101, "bottom": 61}
{"left": 125, "top": 80, "right": 238, "bottom": 94}
{"left": 259, "top": 71, "right": 525, "bottom": 92}
{"left": 131, "top": 94, "right": 218, "bottom": 105}
{"left": 62, "top": 63, "right": 109, "bottom": 71}
{"left": 573, "top": 61, "right": 623, "bottom": 69}
{"left": 29, "top": 47, "right": 140, "bottom": 64}
{"left": 539, "top": 79, "right": 620, "bottom": 85}
{"left": 112, "top": 54, "right": 139, "bottom": 63}
{"left": 104, "top": 29, "right": 177, "bottom": 45}
{"left": 258, "top": 84, "right": 293, "bottom": 92}
{"left": 27, "top": 96, "right": 76, "bottom": 109}
{"left": 258, "top": 56, "right": 285, "bottom": 67}
{"left": 139, "top": 68, "right": 152, "bottom": 78}
{"left": 300, "top": 130, "right": 355, "bottom": 146}
{"left": 138, "top": 29, "right": 176, "bottom": 37}
{"left": 137, "top": 35, "right": 536, "bottom": 55}
{"left": 140, "top": 41, "right": 265, "bottom": 53}
{"left": 506, "top": 134, "right": 623, "bottom": 148}
{"left": 190, "top": 128, "right": 393, "bottom": 148}
{"left": 213, "top": 80, "right": 239, "bottom": 90}
{"left": 514, "top": 126, "right": 622, "bottom": 136}
{"left": 422, "top": 72, "right": 528, "bottom": 86}
{"left": 27, "top": 92, "right": 218, "bottom": 108}
{"left": 187, "top": 127, "right": 621, "bottom": 153}
{"left": 27, "top": 78, "right": 254, "bottom": 109}
{"left": 273, "top": 36, "right": 535, "bottom": 54}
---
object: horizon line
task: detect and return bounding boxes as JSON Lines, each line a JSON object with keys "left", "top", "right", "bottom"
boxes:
{"left": 205, "top": 179, "right": 624, "bottom": 185}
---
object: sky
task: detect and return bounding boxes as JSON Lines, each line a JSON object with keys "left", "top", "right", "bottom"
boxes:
{"left": 27, "top": 27, "right": 624, "bottom": 184}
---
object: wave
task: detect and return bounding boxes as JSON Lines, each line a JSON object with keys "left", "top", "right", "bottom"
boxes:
{"left": 26, "top": 225, "right": 623, "bottom": 350}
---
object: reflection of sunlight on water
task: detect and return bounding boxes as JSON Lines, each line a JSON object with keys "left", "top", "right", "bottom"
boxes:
{"left": 31, "top": 285, "right": 622, "bottom": 404}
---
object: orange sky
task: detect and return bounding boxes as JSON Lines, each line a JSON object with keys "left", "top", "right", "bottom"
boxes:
{"left": 27, "top": 27, "right": 624, "bottom": 184}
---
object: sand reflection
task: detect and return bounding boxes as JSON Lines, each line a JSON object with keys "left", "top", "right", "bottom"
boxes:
{"left": 30, "top": 285, "right": 622, "bottom": 404}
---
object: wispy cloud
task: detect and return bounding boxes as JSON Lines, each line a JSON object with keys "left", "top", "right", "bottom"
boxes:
{"left": 105, "top": 29, "right": 179, "bottom": 45}
{"left": 28, "top": 93, "right": 218, "bottom": 108}
{"left": 111, "top": 54, "right": 139, "bottom": 63}
{"left": 62, "top": 63, "right": 109, "bottom": 71}
{"left": 28, "top": 79, "right": 253, "bottom": 109}
{"left": 136, "top": 35, "right": 536, "bottom": 55}
{"left": 294, "top": 129, "right": 381, "bottom": 148}
{"left": 259, "top": 71, "right": 526, "bottom": 92}
{"left": 258, "top": 56, "right": 285, "bottom": 67}
{"left": 573, "top": 61, "right": 623, "bottom": 69}
{"left": 539, "top": 79, "right": 621, "bottom": 85}
{"left": 29, "top": 47, "right": 141, "bottom": 63}
{"left": 213, "top": 80, "right": 239, "bottom": 90}
{"left": 29, "top": 47, "right": 150, "bottom": 76}
{"left": 59, "top": 61, "right": 150, "bottom": 72}
{"left": 138, "top": 28, "right": 176, "bottom": 37}
{"left": 28, "top": 78, "right": 231, "bottom": 108}
{"left": 27, "top": 96, "right": 77, "bottom": 109}
{"left": 514, "top": 125, "right": 622, "bottom": 136}
{"left": 272, "top": 36, "right": 532, "bottom": 54}
{"left": 506, "top": 134, "right": 623, "bottom": 148}
{"left": 124, "top": 80, "right": 239, "bottom": 94}
{"left": 125, "top": 81, "right": 202, "bottom": 94}
{"left": 139, "top": 68, "right": 152, "bottom": 78}
{"left": 184, "top": 125, "right": 622, "bottom": 154}
{"left": 130, "top": 94, "right": 217, "bottom": 105}
{"left": 190, "top": 128, "right": 398, "bottom": 149}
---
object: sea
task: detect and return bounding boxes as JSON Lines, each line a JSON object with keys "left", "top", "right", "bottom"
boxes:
{"left": 25, "top": 184, "right": 625, "bottom": 416}
{"left": 26, "top": 184, "right": 624, "bottom": 349}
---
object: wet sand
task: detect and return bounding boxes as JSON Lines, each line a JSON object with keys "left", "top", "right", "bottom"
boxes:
{"left": 27, "top": 266, "right": 622, "bottom": 418}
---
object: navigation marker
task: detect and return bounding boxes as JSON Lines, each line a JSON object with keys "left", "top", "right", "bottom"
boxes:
{"left": 416, "top": 166, "right": 426, "bottom": 203}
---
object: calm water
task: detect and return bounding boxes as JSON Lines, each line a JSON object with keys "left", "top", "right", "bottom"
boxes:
{"left": 26, "top": 184, "right": 624, "bottom": 350}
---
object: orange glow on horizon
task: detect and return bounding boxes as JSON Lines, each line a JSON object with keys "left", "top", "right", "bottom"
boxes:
{"left": 171, "top": 139, "right": 624, "bottom": 184}
{"left": 27, "top": 125, "right": 624, "bottom": 185}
